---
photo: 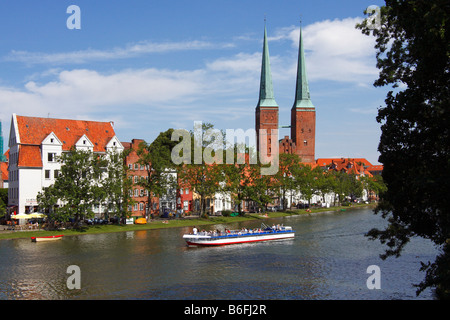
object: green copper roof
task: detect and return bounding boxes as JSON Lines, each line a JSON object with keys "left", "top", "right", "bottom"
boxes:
{"left": 293, "top": 25, "right": 314, "bottom": 109}
{"left": 257, "top": 25, "right": 278, "bottom": 108}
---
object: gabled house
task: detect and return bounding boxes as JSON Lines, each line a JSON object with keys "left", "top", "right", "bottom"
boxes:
{"left": 8, "top": 113, "right": 123, "bottom": 216}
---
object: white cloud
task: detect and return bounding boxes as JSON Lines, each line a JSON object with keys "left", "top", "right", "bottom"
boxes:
{"left": 0, "top": 17, "right": 381, "bottom": 144}
{"left": 4, "top": 40, "right": 234, "bottom": 65}
{"left": 270, "top": 17, "right": 378, "bottom": 85}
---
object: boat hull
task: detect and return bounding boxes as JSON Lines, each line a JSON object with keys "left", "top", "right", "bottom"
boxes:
{"left": 31, "top": 235, "right": 63, "bottom": 242}
{"left": 183, "top": 231, "right": 294, "bottom": 246}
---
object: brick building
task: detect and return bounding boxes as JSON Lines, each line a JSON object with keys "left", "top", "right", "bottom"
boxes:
{"left": 122, "top": 139, "right": 159, "bottom": 218}
{"left": 255, "top": 24, "right": 316, "bottom": 163}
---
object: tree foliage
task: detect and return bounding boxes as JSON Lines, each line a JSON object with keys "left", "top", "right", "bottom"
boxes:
{"left": 37, "top": 147, "right": 131, "bottom": 227}
{"left": 357, "top": 0, "right": 450, "bottom": 298}
{"left": 136, "top": 129, "right": 178, "bottom": 219}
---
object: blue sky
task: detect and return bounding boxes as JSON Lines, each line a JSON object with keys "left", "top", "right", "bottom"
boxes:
{"left": 0, "top": 0, "right": 387, "bottom": 164}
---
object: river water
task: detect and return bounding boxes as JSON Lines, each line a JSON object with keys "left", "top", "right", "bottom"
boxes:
{"left": 0, "top": 208, "right": 439, "bottom": 300}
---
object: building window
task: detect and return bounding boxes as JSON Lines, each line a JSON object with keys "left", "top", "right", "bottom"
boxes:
{"left": 183, "top": 201, "right": 189, "bottom": 211}
{"left": 185, "top": 188, "right": 189, "bottom": 194}
{"left": 134, "top": 189, "right": 139, "bottom": 197}
{"left": 139, "top": 203, "right": 144, "bottom": 211}
{"left": 304, "top": 140, "right": 307, "bottom": 146}
{"left": 134, "top": 164, "right": 139, "bottom": 170}
{"left": 180, "top": 188, "right": 184, "bottom": 195}
{"left": 45, "top": 170, "right": 51, "bottom": 179}
{"left": 48, "top": 153, "right": 56, "bottom": 162}
{"left": 54, "top": 170, "right": 60, "bottom": 178}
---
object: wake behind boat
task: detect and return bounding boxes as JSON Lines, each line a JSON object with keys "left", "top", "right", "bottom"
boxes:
{"left": 183, "top": 223, "right": 294, "bottom": 246}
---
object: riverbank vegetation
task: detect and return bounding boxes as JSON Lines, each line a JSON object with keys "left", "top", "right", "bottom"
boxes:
{"left": 0, "top": 203, "right": 374, "bottom": 240}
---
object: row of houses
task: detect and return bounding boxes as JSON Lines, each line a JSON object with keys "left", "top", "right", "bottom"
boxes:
{"left": 0, "top": 114, "right": 382, "bottom": 221}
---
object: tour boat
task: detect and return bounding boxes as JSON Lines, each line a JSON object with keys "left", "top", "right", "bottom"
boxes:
{"left": 183, "top": 223, "right": 294, "bottom": 246}
{"left": 31, "top": 235, "right": 64, "bottom": 242}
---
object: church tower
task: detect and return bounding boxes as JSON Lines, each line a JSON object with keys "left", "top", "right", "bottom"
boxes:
{"left": 255, "top": 24, "right": 278, "bottom": 159}
{"left": 290, "top": 25, "right": 316, "bottom": 163}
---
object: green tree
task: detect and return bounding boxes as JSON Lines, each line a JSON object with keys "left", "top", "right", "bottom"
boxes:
{"left": 176, "top": 123, "right": 225, "bottom": 216}
{"left": 244, "top": 163, "right": 276, "bottom": 213}
{"left": 294, "top": 164, "right": 321, "bottom": 207}
{"left": 315, "top": 170, "right": 335, "bottom": 205}
{"left": 37, "top": 147, "right": 106, "bottom": 226}
{"left": 101, "top": 149, "right": 133, "bottom": 221}
{"left": 136, "top": 129, "right": 178, "bottom": 219}
{"left": 0, "top": 188, "right": 7, "bottom": 217}
{"left": 273, "top": 153, "right": 302, "bottom": 210}
{"left": 357, "top": 0, "right": 450, "bottom": 298}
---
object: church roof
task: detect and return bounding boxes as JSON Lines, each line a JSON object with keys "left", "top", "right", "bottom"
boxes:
{"left": 257, "top": 25, "right": 278, "bottom": 108}
{"left": 292, "top": 25, "right": 314, "bottom": 110}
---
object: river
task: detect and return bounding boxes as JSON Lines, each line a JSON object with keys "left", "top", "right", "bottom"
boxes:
{"left": 0, "top": 208, "right": 439, "bottom": 300}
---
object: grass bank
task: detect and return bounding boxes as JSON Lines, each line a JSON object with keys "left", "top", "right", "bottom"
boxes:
{"left": 0, "top": 203, "right": 375, "bottom": 241}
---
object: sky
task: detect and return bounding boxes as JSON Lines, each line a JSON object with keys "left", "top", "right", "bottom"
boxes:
{"left": 0, "top": 0, "right": 388, "bottom": 165}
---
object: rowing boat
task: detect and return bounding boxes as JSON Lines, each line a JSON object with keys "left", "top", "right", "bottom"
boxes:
{"left": 31, "top": 235, "right": 64, "bottom": 242}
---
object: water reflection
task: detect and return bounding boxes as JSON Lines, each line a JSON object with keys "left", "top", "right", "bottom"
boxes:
{"left": 0, "top": 208, "right": 438, "bottom": 300}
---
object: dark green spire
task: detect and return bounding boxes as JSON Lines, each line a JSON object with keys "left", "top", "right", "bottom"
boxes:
{"left": 292, "top": 25, "right": 314, "bottom": 109}
{"left": 257, "top": 25, "right": 278, "bottom": 108}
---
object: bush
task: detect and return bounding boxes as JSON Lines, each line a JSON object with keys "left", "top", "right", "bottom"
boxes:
{"left": 221, "top": 210, "right": 232, "bottom": 217}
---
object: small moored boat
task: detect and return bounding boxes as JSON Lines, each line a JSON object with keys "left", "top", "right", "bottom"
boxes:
{"left": 31, "top": 235, "right": 64, "bottom": 242}
{"left": 135, "top": 218, "right": 147, "bottom": 225}
{"left": 183, "top": 223, "right": 294, "bottom": 246}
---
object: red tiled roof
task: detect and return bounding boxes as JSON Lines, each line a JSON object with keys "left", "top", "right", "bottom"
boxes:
{"left": 16, "top": 115, "right": 116, "bottom": 153}
{"left": 18, "top": 145, "right": 43, "bottom": 168}
{"left": 316, "top": 158, "right": 373, "bottom": 167}
{"left": 1, "top": 162, "right": 8, "bottom": 180}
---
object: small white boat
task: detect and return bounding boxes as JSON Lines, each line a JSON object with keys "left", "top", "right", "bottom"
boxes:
{"left": 183, "top": 223, "right": 294, "bottom": 246}
{"left": 31, "top": 235, "right": 64, "bottom": 242}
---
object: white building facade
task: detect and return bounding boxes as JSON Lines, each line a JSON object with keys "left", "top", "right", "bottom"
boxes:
{"left": 8, "top": 114, "right": 123, "bottom": 216}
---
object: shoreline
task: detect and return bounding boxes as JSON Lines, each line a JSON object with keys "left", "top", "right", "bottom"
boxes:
{"left": 0, "top": 203, "right": 375, "bottom": 241}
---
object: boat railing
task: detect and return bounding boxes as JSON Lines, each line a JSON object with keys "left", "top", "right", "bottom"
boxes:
{"left": 189, "top": 227, "right": 293, "bottom": 239}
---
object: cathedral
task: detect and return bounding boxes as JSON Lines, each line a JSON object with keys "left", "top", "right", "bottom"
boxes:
{"left": 255, "top": 24, "right": 316, "bottom": 163}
